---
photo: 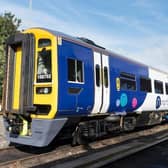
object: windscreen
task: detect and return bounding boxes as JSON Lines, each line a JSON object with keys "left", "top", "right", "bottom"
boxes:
{"left": 37, "top": 48, "right": 52, "bottom": 83}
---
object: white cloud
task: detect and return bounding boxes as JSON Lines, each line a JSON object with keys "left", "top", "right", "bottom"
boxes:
{"left": 89, "top": 11, "right": 156, "bottom": 35}
{"left": 132, "top": 0, "right": 168, "bottom": 25}
{"left": 0, "top": 1, "right": 69, "bottom": 30}
{"left": 138, "top": 46, "right": 168, "bottom": 72}
{"left": 120, "top": 36, "right": 168, "bottom": 72}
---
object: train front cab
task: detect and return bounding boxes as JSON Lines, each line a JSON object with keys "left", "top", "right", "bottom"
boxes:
{"left": 3, "top": 28, "right": 67, "bottom": 147}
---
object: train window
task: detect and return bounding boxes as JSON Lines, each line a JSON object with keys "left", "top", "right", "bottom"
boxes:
{"left": 104, "top": 67, "right": 108, "bottom": 88}
{"left": 96, "top": 65, "right": 100, "bottom": 87}
{"left": 37, "top": 48, "right": 52, "bottom": 83}
{"left": 68, "top": 58, "right": 84, "bottom": 83}
{"left": 154, "top": 80, "right": 163, "bottom": 94}
{"left": 165, "top": 83, "right": 168, "bottom": 95}
{"left": 120, "top": 73, "right": 135, "bottom": 80}
{"left": 68, "top": 59, "right": 76, "bottom": 81}
{"left": 120, "top": 72, "right": 136, "bottom": 91}
{"left": 77, "top": 61, "right": 83, "bottom": 82}
{"left": 140, "top": 77, "right": 152, "bottom": 92}
{"left": 38, "top": 39, "right": 51, "bottom": 48}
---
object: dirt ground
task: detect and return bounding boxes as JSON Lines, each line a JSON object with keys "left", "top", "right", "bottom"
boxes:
{"left": 0, "top": 116, "right": 9, "bottom": 149}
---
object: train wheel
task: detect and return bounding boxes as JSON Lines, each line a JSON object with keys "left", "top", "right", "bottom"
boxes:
{"left": 72, "top": 125, "right": 88, "bottom": 146}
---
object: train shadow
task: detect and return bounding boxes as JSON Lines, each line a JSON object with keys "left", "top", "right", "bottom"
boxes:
{"left": 14, "top": 138, "right": 72, "bottom": 154}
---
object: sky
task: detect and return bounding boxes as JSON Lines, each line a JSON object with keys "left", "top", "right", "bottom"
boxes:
{"left": 0, "top": 0, "right": 168, "bottom": 72}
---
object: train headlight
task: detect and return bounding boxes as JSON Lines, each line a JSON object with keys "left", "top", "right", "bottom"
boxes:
{"left": 36, "top": 87, "right": 52, "bottom": 94}
{"left": 43, "top": 88, "right": 48, "bottom": 94}
{"left": 8, "top": 126, "right": 12, "bottom": 132}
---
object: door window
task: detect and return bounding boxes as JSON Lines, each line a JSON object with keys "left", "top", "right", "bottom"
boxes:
{"left": 96, "top": 64, "right": 100, "bottom": 87}
{"left": 104, "top": 66, "right": 108, "bottom": 88}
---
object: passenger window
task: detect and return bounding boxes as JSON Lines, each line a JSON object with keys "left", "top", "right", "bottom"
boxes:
{"left": 140, "top": 77, "right": 152, "bottom": 92}
{"left": 37, "top": 48, "right": 52, "bottom": 83}
{"left": 165, "top": 83, "right": 168, "bottom": 95}
{"left": 68, "top": 59, "right": 76, "bottom": 81}
{"left": 68, "top": 58, "right": 84, "bottom": 83}
{"left": 38, "top": 39, "right": 51, "bottom": 48}
{"left": 154, "top": 80, "right": 163, "bottom": 94}
{"left": 77, "top": 61, "right": 83, "bottom": 82}
{"left": 120, "top": 72, "right": 136, "bottom": 91}
{"left": 96, "top": 65, "right": 100, "bottom": 87}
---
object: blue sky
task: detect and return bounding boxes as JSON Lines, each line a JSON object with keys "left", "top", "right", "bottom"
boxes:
{"left": 1, "top": 0, "right": 168, "bottom": 72}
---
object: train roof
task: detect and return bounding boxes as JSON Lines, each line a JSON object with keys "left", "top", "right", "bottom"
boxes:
{"left": 28, "top": 27, "right": 168, "bottom": 75}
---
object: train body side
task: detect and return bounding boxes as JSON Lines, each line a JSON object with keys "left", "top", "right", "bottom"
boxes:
{"left": 54, "top": 37, "right": 149, "bottom": 117}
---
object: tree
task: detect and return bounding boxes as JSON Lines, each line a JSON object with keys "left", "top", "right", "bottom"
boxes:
{"left": 0, "top": 12, "right": 21, "bottom": 99}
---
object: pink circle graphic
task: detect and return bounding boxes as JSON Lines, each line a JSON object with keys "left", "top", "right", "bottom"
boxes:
{"left": 132, "top": 98, "right": 138, "bottom": 108}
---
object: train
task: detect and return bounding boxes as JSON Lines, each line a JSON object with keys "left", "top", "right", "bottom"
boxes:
{"left": 2, "top": 27, "right": 168, "bottom": 147}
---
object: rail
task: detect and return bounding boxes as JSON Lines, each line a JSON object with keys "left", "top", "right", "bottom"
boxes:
{"left": 0, "top": 123, "right": 168, "bottom": 168}
{"left": 53, "top": 131, "right": 168, "bottom": 168}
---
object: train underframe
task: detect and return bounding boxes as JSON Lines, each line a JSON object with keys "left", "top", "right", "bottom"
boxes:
{"left": 4, "top": 110, "right": 168, "bottom": 147}
{"left": 4, "top": 111, "right": 168, "bottom": 146}
{"left": 65, "top": 111, "right": 168, "bottom": 145}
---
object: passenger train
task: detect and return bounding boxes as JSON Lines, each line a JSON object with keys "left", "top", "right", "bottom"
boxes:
{"left": 2, "top": 28, "right": 168, "bottom": 147}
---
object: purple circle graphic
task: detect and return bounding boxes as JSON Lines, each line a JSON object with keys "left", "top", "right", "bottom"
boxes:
{"left": 132, "top": 98, "right": 138, "bottom": 108}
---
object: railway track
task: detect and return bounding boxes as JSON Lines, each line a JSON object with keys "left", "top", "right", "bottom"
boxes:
{"left": 1, "top": 124, "right": 168, "bottom": 168}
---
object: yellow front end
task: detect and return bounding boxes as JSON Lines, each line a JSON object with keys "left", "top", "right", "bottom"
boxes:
{"left": 3, "top": 28, "right": 65, "bottom": 147}
{"left": 25, "top": 28, "right": 58, "bottom": 119}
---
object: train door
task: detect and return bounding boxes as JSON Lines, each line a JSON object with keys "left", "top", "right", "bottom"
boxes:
{"left": 91, "top": 52, "right": 110, "bottom": 114}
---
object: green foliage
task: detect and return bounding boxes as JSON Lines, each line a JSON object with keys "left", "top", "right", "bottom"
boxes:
{"left": 0, "top": 12, "right": 21, "bottom": 99}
